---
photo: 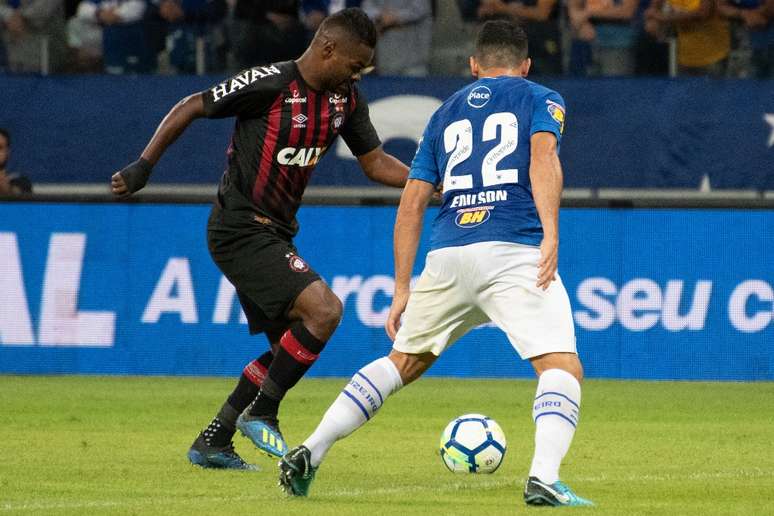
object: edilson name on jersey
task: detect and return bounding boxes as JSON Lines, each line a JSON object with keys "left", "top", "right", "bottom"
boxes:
{"left": 449, "top": 190, "right": 508, "bottom": 208}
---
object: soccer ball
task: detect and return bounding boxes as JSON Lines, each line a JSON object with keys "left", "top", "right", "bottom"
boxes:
{"left": 439, "top": 413, "right": 507, "bottom": 473}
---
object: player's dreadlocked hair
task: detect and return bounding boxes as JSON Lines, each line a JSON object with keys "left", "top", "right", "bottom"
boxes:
{"left": 320, "top": 8, "right": 378, "bottom": 48}
{"left": 475, "top": 20, "right": 529, "bottom": 68}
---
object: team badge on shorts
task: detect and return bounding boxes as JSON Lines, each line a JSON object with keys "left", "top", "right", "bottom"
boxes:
{"left": 286, "top": 253, "right": 310, "bottom": 272}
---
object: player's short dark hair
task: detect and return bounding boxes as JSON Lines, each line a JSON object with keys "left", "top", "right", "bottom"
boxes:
{"left": 0, "top": 128, "right": 9, "bottom": 146}
{"left": 475, "top": 20, "right": 529, "bottom": 68}
{"left": 320, "top": 8, "right": 378, "bottom": 48}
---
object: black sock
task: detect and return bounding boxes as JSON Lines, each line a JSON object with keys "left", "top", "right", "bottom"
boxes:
{"left": 248, "top": 323, "right": 326, "bottom": 418}
{"left": 203, "top": 351, "right": 274, "bottom": 447}
{"left": 227, "top": 351, "right": 274, "bottom": 412}
{"left": 202, "top": 403, "right": 238, "bottom": 448}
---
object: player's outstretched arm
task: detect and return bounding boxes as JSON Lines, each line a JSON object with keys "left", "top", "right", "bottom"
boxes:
{"left": 529, "top": 132, "right": 562, "bottom": 291}
{"left": 357, "top": 146, "right": 409, "bottom": 188}
{"left": 386, "top": 178, "right": 435, "bottom": 340}
{"left": 111, "top": 93, "right": 206, "bottom": 197}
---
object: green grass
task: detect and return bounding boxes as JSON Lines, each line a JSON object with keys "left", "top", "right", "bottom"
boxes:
{"left": 1, "top": 376, "right": 773, "bottom": 515}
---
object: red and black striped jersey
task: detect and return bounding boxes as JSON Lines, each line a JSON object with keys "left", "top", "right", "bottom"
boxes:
{"left": 202, "top": 60, "right": 381, "bottom": 238}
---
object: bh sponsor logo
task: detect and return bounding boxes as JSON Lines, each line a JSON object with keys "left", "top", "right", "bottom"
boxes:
{"left": 467, "top": 86, "right": 492, "bottom": 108}
{"left": 455, "top": 207, "right": 491, "bottom": 228}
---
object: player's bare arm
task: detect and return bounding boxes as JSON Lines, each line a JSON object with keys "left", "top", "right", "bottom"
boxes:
{"left": 357, "top": 146, "right": 409, "bottom": 188}
{"left": 111, "top": 93, "right": 206, "bottom": 197}
{"left": 529, "top": 131, "right": 562, "bottom": 291}
{"left": 385, "top": 178, "right": 435, "bottom": 340}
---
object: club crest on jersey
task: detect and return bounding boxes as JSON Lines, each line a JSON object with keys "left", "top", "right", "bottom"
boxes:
{"left": 467, "top": 86, "right": 492, "bottom": 108}
{"left": 546, "top": 100, "right": 565, "bottom": 133}
{"left": 455, "top": 207, "right": 492, "bottom": 228}
{"left": 332, "top": 112, "right": 345, "bottom": 130}
{"left": 286, "top": 253, "right": 310, "bottom": 272}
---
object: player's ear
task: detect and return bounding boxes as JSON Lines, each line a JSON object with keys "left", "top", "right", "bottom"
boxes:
{"left": 469, "top": 56, "right": 479, "bottom": 78}
{"left": 521, "top": 57, "right": 531, "bottom": 77}
{"left": 320, "top": 36, "right": 337, "bottom": 59}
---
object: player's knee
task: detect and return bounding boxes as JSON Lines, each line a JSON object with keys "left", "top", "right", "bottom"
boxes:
{"left": 319, "top": 292, "right": 343, "bottom": 328}
{"left": 531, "top": 352, "right": 584, "bottom": 383}
{"left": 567, "top": 360, "right": 584, "bottom": 383}
{"left": 291, "top": 282, "right": 343, "bottom": 340}
{"left": 306, "top": 291, "right": 342, "bottom": 339}
{"left": 388, "top": 350, "right": 435, "bottom": 385}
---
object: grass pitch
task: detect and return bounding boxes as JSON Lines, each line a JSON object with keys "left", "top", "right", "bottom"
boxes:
{"left": 1, "top": 376, "right": 773, "bottom": 515}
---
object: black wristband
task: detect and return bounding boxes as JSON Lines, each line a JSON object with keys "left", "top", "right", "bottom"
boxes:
{"left": 120, "top": 158, "right": 153, "bottom": 193}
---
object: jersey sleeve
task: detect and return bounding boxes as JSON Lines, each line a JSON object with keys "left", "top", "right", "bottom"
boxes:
{"left": 530, "top": 90, "right": 566, "bottom": 144}
{"left": 340, "top": 87, "right": 382, "bottom": 156}
{"left": 407, "top": 117, "right": 440, "bottom": 186}
{"left": 202, "top": 65, "right": 283, "bottom": 119}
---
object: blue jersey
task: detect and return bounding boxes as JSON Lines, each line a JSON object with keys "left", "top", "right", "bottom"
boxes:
{"left": 409, "top": 76, "right": 566, "bottom": 251}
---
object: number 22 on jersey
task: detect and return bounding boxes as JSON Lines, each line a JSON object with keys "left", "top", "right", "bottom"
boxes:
{"left": 442, "top": 112, "right": 519, "bottom": 194}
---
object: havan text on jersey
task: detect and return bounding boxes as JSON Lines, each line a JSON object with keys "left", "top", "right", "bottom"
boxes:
{"left": 210, "top": 66, "right": 282, "bottom": 102}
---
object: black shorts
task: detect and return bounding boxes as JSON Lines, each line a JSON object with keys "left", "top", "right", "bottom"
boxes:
{"left": 207, "top": 205, "right": 320, "bottom": 335}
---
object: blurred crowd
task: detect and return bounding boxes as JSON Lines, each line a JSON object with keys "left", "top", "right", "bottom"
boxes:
{"left": 0, "top": 0, "right": 772, "bottom": 78}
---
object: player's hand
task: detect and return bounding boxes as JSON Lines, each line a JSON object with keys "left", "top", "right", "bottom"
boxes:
{"left": 385, "top": 289, "right": 410, "bottom": 341}
{"left": 111, "top": 158, "right": 152, "bottom": 198}
{"left": 537, "top": 236, "right": 558, "bottom": 291}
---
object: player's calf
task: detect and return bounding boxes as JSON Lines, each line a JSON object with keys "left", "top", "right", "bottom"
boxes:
{"left": 188, "top": 352, "right": 273, "bottom": 463}
{"left": 241, "top": 322, "right": 329, "bottom": 457}
{"left": 301, "top": 357, "right": 403, "bottom": 470}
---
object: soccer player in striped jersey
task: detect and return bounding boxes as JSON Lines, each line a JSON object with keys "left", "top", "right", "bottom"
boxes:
{"left": 279, "top": 20, "right": 593, "bottom": 507}
{"left": 111, "top": 8, "right": 408, "bottom": 470}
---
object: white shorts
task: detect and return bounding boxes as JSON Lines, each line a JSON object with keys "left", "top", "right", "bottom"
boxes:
{"left": 392, "top": 241, "right": 577, "bottom": 359}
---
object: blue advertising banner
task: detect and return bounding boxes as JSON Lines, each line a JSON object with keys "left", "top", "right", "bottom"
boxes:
{"left": 1, "top": 203, "right": 772, "bottom": 380}
{"left": 0, "top": 75, "right": 772, "bottom": 189}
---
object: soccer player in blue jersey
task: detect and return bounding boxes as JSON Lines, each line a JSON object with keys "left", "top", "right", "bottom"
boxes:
{"left": 278, "top": 20, "right": 593, "bottom": 507}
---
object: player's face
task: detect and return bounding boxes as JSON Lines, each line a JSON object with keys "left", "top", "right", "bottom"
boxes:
{"left": 325, "top": 42, "right": 374, "bottom": 94}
